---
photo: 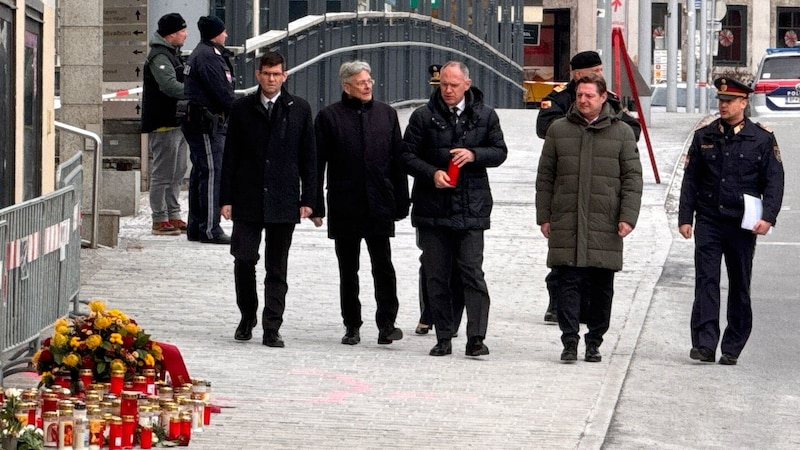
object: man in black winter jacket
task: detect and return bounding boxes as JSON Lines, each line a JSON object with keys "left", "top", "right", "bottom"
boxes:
{"left": 311, "top": 60, "right": 409, "bottom": 347}
{"left": 182, "top": 16, "right": 235, "bottom": 244}
{"left": 142, "top": 13, "right": 188, "bottom": 236}
{"left": 220, "top": 52, "right": 316, "bottom": 348}
{"left": 402, "top": 61, "right": 507, "bottom": 358}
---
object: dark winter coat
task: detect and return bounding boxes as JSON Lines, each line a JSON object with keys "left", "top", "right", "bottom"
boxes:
{"left": 536, "top": 79, "right": 642, "bottom": 141}
{"left": 402, "top": 87, "right": 507, "bottom": 230}
{"left": 536, "top": 102, "right": 643, "bottom": 271}
{"left": 220, "top": 87, "right": 317, "bottom": 224}
{"left": 678, "top": 118, "right": 784, "bottom": 226}
{"left": 183, "top": 40, "right": 235, "bottom": 116}
{"left": 313, "top": 93, "right": 410, "bottom": 239}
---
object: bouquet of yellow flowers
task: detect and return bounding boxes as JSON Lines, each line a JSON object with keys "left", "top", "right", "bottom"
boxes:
{"left": 32, "top": 300, "right": 163, "bottom": 387}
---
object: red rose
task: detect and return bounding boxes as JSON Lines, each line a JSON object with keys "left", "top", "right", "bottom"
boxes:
{"left": 122, "top": 336, "right": 135, "bottom": 349}
{"left": 81, "top": 355, "right": 95, "bottom": 369}
{"left": 42, "top": 337, "right": 52, "bottom": 347}
{"left": 39, "top": 348, "right": 53, "bottom": 363}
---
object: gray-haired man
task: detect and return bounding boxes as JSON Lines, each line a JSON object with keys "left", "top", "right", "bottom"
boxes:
{"left": 311, "top": 61, "right": 410, "bottom": 346}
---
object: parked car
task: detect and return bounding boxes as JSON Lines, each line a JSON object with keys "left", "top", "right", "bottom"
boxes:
{"left": 750, "top": 47, "right": 800, "bottom": 117}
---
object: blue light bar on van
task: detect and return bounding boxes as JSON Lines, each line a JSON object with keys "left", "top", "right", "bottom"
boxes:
{"left": 766, "top": 47, "right": 800, "bottom": 54}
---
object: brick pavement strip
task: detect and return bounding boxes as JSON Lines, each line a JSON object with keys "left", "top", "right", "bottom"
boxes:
{"left": 8, "top": 110, "right": 705, "bottom": 449}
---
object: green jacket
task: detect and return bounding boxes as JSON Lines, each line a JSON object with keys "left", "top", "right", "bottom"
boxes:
{"left": 535, "top": 102, "right": 643, "bottom": 271}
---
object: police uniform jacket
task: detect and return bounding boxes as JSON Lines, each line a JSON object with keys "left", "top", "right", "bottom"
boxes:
{"left": 183, "top": 39, "right": 235, "bottom": 116}
{"left": 536, "top": 79, "right": 642, "bottom": 141}
{"left": 536, "top": 102, "right": 643, "bottom": 272}
{"left": 141, "top": 32, "right": 185, "bottom": 132}
{"left": 402, "top": 87, "right": 507, "bottom": 230}
{"left": 312, "top": 93, "right": 410, "bottom": 239}
{"left": 678, "top": 118, "right": 784, "bottom": 226}
{"left": 220, "top": 87, "right": 317, "bottom": 224}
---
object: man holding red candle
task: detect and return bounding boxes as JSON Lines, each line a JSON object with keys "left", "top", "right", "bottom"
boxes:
{"left": 402, "top": 61, "right": 507, "bottom": 357}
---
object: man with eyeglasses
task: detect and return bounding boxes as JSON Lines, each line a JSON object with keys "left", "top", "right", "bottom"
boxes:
{"left": 220, "top": 51, "right": 317, "bottom": 348}
{"left": 402, "top": 61, "right": 508, "bottom": 357}
{"left": 311, "top": 61, "right": 409, "bottom": 346}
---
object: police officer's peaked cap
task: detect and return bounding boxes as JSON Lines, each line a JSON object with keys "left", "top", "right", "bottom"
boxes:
{"left": 157, "top": 13, "right": 187, "bottom": 37}
{"left": 714, "top": 77, "right": 753, "bottom": 100}
{"left": 570, "top": 51, "right": 602, "bottom": 70}
{"left": 198, "top": 16, "right": 226, "bottom": 41}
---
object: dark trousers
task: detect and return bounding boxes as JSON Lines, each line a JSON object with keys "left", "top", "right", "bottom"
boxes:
{"left": 552, "top": 266, "right": 614, "bottom": 347}
{"left": 183, "top": 125, "right": 225, "bottom": 240}
{"left": 334, "top": 236, "right": 399, "bottom": 331}
{"left": 418, "top": 256, "right": 465, "bottom": 332}
{"left": 691, "top": 215, "right": 757, "bottom": 357}
{"left": 417, "top": 227, "right": 490, "bottom": 341}
{"left": 230, "top": 220, "right": 296, "bottom": 332}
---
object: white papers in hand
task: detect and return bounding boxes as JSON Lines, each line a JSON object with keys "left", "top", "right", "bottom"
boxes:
{"left": 741, "top": 194, "right": 772, "bottom": 234}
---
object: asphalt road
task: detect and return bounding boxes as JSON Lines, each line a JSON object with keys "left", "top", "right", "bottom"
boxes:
{"left": 605, "top": 115, "right": 800, "bottom": 449}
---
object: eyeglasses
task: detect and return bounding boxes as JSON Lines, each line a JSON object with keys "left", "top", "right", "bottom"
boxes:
{"left": 348, "top": 78, "right": 375, "bottom": 88}
{"left": 259, "top": 71, "right": 284, "bottom": 78}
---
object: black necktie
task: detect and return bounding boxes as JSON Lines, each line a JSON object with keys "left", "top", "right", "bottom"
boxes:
{"left": 266, "top": 101, "right": 273, "bottom": 118}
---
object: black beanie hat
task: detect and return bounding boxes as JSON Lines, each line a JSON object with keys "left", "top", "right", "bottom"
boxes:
{"left": 570, "top": 51, "right": 602, "bottom": 70}
{"left": 157, "top": 13, "right": 186, "bottom": 37}
{"left": 198, "top": 16, "right": 226, "bottom": 41}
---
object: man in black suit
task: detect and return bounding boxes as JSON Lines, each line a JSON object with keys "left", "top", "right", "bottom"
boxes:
{"left": 220, "top": 52, "right": 317, "bottom": 348}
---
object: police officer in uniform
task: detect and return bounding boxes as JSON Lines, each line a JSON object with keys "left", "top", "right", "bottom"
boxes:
{"left": 535, "top": 50, "right": 642, "bottom": 324}
{"left": 182, "top": 16, "right": 235, "bottom": 244}
{"left": 679, "top": 77, "right": 785, "bottom": 366}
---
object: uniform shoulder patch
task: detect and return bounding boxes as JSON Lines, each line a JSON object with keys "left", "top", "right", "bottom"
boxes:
{"left": 552, "top": 84, "right": 567, "bottom": 93}
{"left": 540, "top": 100, "right": 552, "bottom": 109}
{"left": 756, "top": 122, "right": 774, "bottom": 133}
{"left": 774, "top": 144, "right": 782, "bottom": 163}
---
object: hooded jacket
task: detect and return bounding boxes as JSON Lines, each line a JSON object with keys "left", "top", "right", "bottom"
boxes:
{"left": 536, "top": 102, "right": 643, "bottom": 271}
{"left": 402, "top": 86, "right": 507, "bottom": 230}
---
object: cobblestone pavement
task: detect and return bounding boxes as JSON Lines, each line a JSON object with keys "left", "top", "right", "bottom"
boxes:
{"left": 9, "top": 109, "right": 706, "bottom": 449}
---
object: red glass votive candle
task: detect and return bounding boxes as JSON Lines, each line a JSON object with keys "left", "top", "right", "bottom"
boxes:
{"left": 447, "top": 159, "right": 460, "bottom": 186}
{"left": 79, "top": 368, "right": 94, "bottom": 392}
{"left": 168, "top": 416, "right": 181, "bottom": 440}
{"left": 179, "top": 413, "right": 192, "bottom": 446}
{"left": 143, "top": 369, "right": 156, "bottom": 396}
{"left": 203, "top": 401, "right": 211, "bottom": 425}
{"left": 121, "top": 415, "right": 135, "bottom": 449}
{"left": 109, "top": 370, "right": 125, "bottom": 395}
{"left": 108, "top": 416, "right": 123, "bottom": 450}
{"left": 139, "top": 426, "right": 153, "bottom": 449}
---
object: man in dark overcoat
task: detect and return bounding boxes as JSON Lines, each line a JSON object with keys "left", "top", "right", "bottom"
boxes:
{"left": 311, "top": 60, "right": 409, "bottom": 346}
{"left": 220, "top": 52, "right": 317, "bottom": 348}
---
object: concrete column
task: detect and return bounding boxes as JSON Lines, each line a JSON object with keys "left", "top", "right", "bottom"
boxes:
{"left": 57, "top": 0, "right": 103, "bottom": 208}
{"left": 638, "top": 0, "right": 652, "bottom": 125}
{"left": 686, "top": 2, "right": 696, "bottom": 113}
{"left": 666, "top": 0, "right": 678, "bottom": 112}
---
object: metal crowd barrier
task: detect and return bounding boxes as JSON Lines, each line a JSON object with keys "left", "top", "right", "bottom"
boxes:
{"left": 0, "top": 154, "right": 83, "bottom": 384}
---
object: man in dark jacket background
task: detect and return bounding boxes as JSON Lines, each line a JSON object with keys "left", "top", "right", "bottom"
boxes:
{"left": 141, "top": 13, "right": 188, "bottom": 236}
{"left": 402, "top": 61, "right": 507, "bottom": 358}
{"left": 220, "top": 52, "right": 317, "bottom": 348}
{"left": 536, "top": 74, "right": 642, "bottom": 363}
{"left": 536, "top": 50, "right": 641, "bottom": 324}
{"left": 311, "top": 60, "right": 409, "bottom": 346}
{"left": 182, "top": 15, "right": 235, "bottom": 244}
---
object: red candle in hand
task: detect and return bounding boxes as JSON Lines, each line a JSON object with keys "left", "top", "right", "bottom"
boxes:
{"left": 447, "top": 159, "right": 460, "bottom": 186}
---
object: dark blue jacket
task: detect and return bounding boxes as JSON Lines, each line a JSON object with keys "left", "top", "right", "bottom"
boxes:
{"left": 679, "top": 118, "right": 784, "bottom": 226}
{"left": 183, "top": 40, "right": 235, "bottom": 116}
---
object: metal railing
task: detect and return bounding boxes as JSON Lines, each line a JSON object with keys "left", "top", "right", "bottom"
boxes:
{"left": 0, "top": 155, "right": 82, "bottom": 383}
{"left": 236, "top": 11, "right": 526, "bottom": 115}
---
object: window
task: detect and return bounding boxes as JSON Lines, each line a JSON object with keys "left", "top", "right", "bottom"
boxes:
{"left": 652, "top": 3, "right": 681, "bottom": 50}
{"left": 23, "top": 10, "right": 43, "bottom": 201}
{"left": 0, "top": 5, "right": 14, "bottom": 208}
{"left": 714, "top": 5, "right": 746, "bottom": 66}
{"left": 777, "top": 7, "right": 800, "bottom": 48}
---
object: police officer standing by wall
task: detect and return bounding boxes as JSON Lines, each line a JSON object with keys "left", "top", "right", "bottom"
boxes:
{"left": 182, "top": 16, "right": 235, "bottom": 244}
{"left": 679, "top": 77, "right": 785, "bottom": 366}
{"left": 142, "top": 13, "right": 189, "bottom": 237}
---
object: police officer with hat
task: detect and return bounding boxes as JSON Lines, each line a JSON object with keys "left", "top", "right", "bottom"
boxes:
{"left": 678, "top": 76, "right": 784, "bottom": 365}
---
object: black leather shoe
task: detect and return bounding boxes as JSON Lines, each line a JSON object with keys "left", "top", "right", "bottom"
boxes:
{"left": 429, "top": 339, "right": 452, "bottom": 356}
{"left": 561, "top": 341, "right": 578, "bottom": 362}
{"left": 415, "top": 324, "right": 431, "bottom": 335}
{"left": 341, "top": 328, "right": 360, "bottom": 345}
{"left": 200, "top": 233, "right": 231, "bottom": 244}
{"left": 690, "top": 347, "right": 715, "bottom": 363}
{"left": 718, "top": 353, "right": 738, "bottom": 365}
{"left": 234, "top": 318, "right": 257, "bottom": 341}
{"left": 262, "top": 331, "right": 285, "bottom": 348}
{"left": 465, "top": 337, "right": 490, "bottom": 356}
{"left": 585, "top": 344, "right": 601, "bottom": 362}
{"left": 378, "top": 327, "right": 403, "bottom": 344}
{"left": 543, "top": 310, "right": 558, "bottom": 323}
